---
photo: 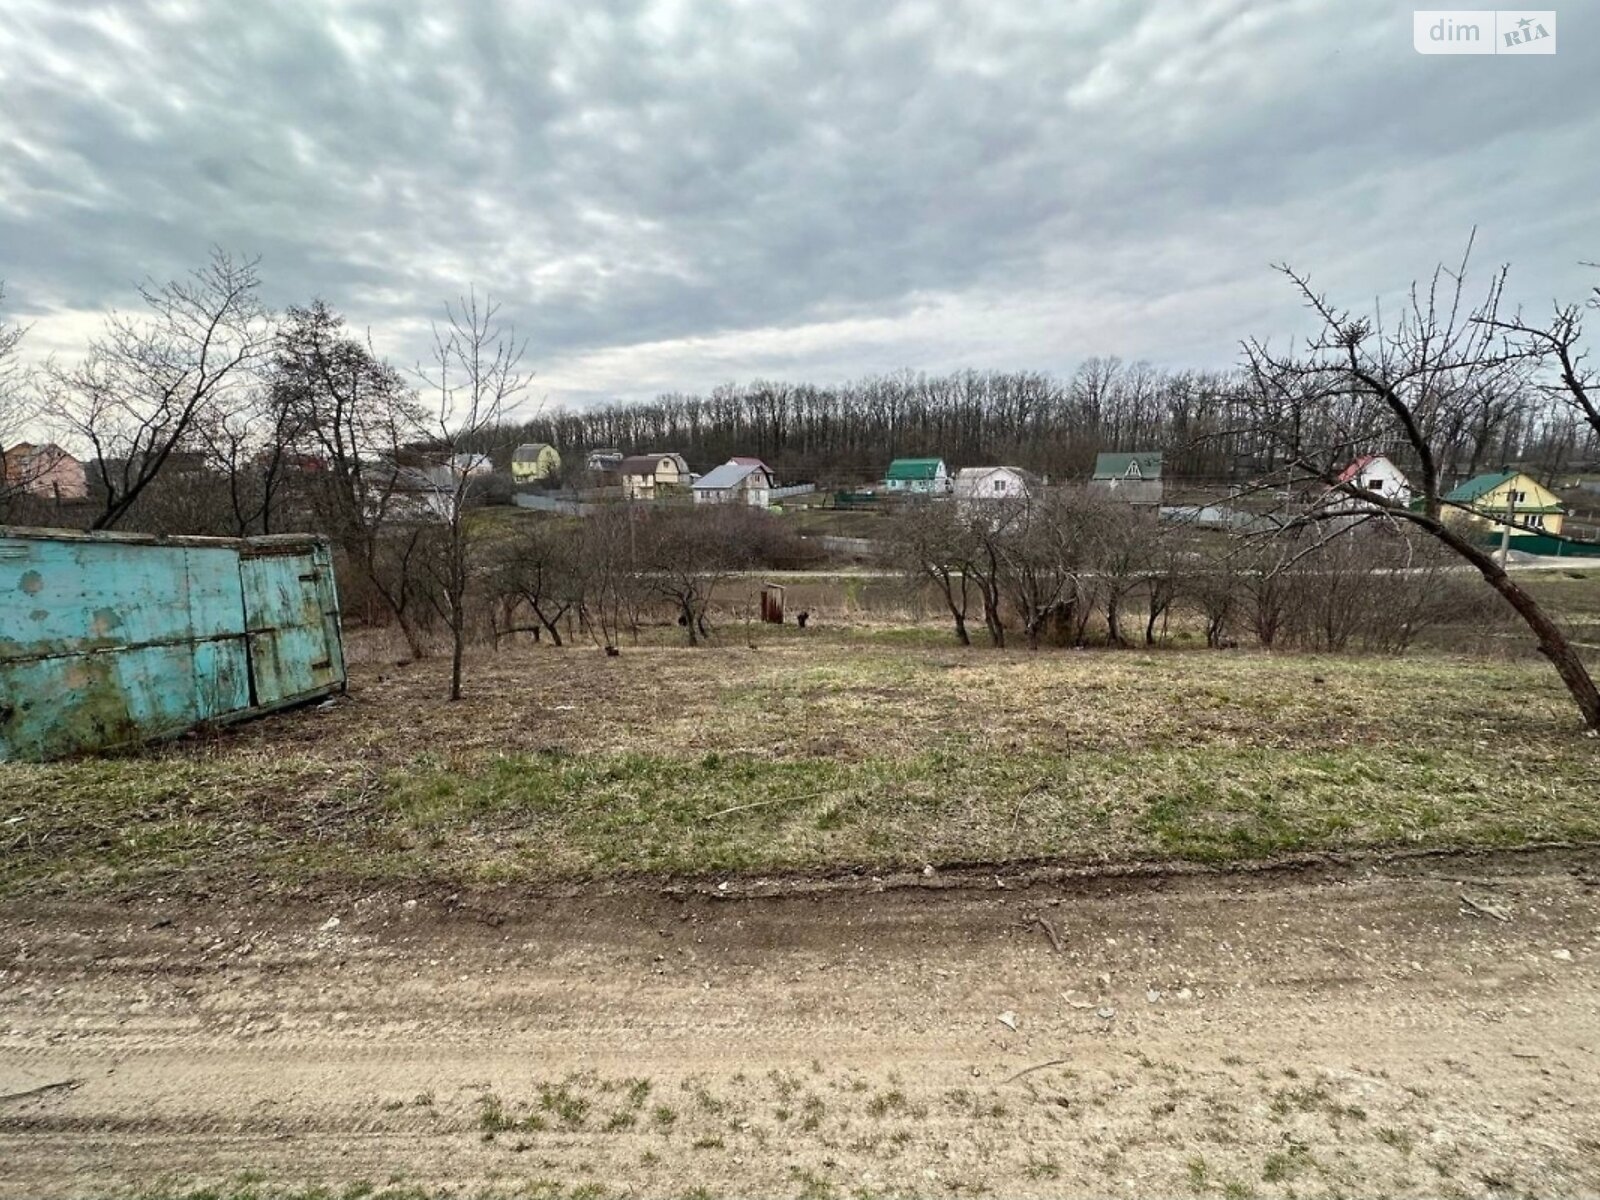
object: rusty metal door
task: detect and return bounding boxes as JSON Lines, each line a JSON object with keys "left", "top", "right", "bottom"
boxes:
{"left": 238, "top": 541, "right": 344, "bottom": 709}
{"left": 0, "top": 534, "right": 252, "bottom": 759}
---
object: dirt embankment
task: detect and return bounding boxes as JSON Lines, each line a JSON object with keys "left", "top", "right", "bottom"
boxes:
{"left": 2, "top": 852, "right": 1599, "bottom": 1198}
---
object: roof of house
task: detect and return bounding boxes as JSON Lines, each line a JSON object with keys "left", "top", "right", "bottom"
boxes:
{"left": 692, "top": 461, "right": 769, "bottom": 491}
{"left": 729, "top": 455, "right": 770, "bottom": 470}
{"left": 886, "top": 457, "right": 945, "bottom": 481}
{"left": 1444, "top": 470, "right": 1564, "bottom": 512}
{"left": 4, "top": 442, "right": 76, "bottom": 461}
{"left": 513, "top": 443, "right": 556, "bottom": 461}
{"left": 955, "top": 464, "right": 1025, "bottom": 479}
{"left": 1336, "top": 454, "right": 1385, "bottom": 484}
{"left": 1445, "top": 471, "right": 1519, "bottom": 503}
{"left": 620, "top": 453, "right": 678, "bottom": 476}
{"left": 1092, "top": 452, "right": 1163, "bottom": 481}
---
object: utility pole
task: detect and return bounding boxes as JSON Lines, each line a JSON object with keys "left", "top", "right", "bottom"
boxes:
{"left": 1498, "top": 487, "right": 1517, "bottom": 566}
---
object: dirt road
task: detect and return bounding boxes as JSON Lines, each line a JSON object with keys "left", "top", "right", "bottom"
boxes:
{"left": 3, "top": 853, "right": 1599, "bottom": 1198}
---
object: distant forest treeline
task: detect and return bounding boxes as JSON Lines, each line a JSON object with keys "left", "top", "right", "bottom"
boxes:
{"left": 474, "top": 360, "right": 1594, "bottom": 487}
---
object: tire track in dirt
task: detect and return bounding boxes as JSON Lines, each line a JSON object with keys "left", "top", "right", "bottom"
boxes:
{"left": 3, "top": 859, "right": 1599, "bottom": 1198}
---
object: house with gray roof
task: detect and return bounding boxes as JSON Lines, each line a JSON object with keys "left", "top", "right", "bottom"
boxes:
{"left": 692, "top": 459, "right": 774, "bottom": 507}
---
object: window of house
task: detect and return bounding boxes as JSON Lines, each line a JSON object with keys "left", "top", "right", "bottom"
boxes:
{"left": 1367, "top": 477, "right": 1383, "bottom": 490}
{"left": 994, "top": 479, "right": 1004, "bottom": 492}
{"left": 1511, "top": 490, "right": 1526, "bottom": 503}
{"left": 1526, "top": 513, "right": 1545, "bottom": 529}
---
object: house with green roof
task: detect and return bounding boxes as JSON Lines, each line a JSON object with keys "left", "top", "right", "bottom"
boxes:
{"left": 1444, "top": 470, "right": 1565, "bottom": 537}
{"left": 1090, "top": 451, "right": 1163, "bottom": 505}
{"left": 884, "top": 457, "right": 951, "bottom": 495}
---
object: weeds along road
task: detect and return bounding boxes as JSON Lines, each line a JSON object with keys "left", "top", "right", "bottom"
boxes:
{"left": 2, "top": 852, "right": 1598, "bottom": 1199}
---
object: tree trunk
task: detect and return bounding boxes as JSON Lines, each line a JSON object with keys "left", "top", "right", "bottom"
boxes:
{"left": 533, "top": 602, "right": 565, "bottom": 646}
{"left": 396, "top": 609, "right": 425, "bottom": 660}
{"left": 1430, "top": 518, "right": 1600, "bottom": 729}
{"left": 951, "top": 612, "right": 970, "bottom": 646}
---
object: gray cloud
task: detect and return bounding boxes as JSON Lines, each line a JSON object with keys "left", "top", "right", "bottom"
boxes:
{"left": 2, "top": 0, "right": 1596, "bottom": 405}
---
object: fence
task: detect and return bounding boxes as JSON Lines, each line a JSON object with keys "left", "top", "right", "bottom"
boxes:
{"left": 513, "top": 493, "right": 602, "bottom": 516}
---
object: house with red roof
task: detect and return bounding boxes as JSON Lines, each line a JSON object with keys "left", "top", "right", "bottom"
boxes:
{"left": 1329, "top": 454, "right": 1411, "bottom": 508}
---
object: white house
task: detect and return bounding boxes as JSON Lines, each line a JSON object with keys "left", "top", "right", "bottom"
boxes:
{"left": 953, "top": 466, "right": 1038, "bottom": 507}
{"left": 691, "top": 459, "right": 774, "bottom": 506}
{"left": 1330, "top": 454, "right": 1411, "bottom": 508}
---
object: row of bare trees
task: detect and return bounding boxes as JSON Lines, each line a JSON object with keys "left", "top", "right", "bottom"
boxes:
{"left": 487, "top": 504, "right": 814, "bottom": 654}
{"left": 481, "top": 353, "right": 1598, "bottom": 490}
{"left": 891, "top": 493, "right": 1494, "bottom": 655}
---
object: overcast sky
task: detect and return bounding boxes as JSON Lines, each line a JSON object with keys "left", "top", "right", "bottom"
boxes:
{"left": 2, "top": 0, "right": 1595, "bottom": 409}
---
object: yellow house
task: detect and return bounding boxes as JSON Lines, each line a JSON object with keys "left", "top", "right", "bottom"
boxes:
{"left": 511, "top": 443, "right": 561, "bottom": 482}
{"left": 1443, "top": 470, "right": 1565, "bottom": 535}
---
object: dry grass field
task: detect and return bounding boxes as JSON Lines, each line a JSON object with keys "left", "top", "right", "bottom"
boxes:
{"left": 4, "top": 602, "right": 1598, "bottom": 899}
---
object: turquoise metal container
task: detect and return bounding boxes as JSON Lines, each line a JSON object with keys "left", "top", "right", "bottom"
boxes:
{"left": 0, "top": 527, "right": 345, "bottom": 761}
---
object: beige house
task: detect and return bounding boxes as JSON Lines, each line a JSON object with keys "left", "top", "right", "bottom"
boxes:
{"left": 619, "top": 452, "right": 690, "bottom": 499}
{"left": 1444, "top": 470, "right": 1565, "bottom": 535}
{"left": 2, "top": 443, "right": 89, "bottom": 501}
{"left": 511, "top": 442, "right": 561, "bottom": 483}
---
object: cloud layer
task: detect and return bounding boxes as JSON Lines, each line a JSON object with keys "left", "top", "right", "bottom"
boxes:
{"left": 2, "top": 0, "right": 1596, "bottom": 406}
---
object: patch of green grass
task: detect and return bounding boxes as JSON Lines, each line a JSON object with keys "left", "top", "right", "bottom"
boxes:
{"left": 800, "top": 1095, "right": 826, "bottom": 1131}
{"left": 787, "top": 1166, "right": 838, "bottom": 1200}
{"left": 1262, "top": 1146, "right": 1314, "bottom": 1183}
{"left": 538, "top": 1082, "right": 590, "bottom": 1129}
{"left": 865, "top": 1089, "right": 908, "bottom": 1118}
{"left": 1376, "top": 1126, "right": 1415, "bottom": 1155}
{"left": 8, "top": 641, "right": 1600, "bottom": 897}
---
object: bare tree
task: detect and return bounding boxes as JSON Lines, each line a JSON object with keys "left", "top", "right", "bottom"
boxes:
{"left": 1093, "top": 501, "right": 1159, "bottom": 647}
{"left": 577, "top": 503, "right": 644, "bottom": 653}
{"left": 1141, "top": 523, "right": 1187, "bottom": 646}
{"left": 1190, "top": 560, "right": 1240, "bottom": 649}
{"left": 416, "top": 291, "right": 531, "bottom": 700}
{"left": 43, "top": 250, "right": 271, "bottom": 531}
{"left": 187, "top": 379, "right": 308, "bottom": 536}
{"left": 641, "top": 505, "right": 761, "bottom": 645}
{"left": 489, "top": 518, "right": 581, "bottom": 645}
{"left": 1240, "top": 244, "right": 1600, "bottom": 727}
{"left": 995, "top": 489, "right": 1099, "bottom": 650}
{"left": 0, "top": 285, "right": 39, "bottom": 516}
{"left": 1479, "top": 273, "right": 1600, "bottom": 455}
{"left": 890, "top": 499, "right": 979, "bottom": 645}
{"left": 272, "top": 301, "right": 430, "bottom": 656}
